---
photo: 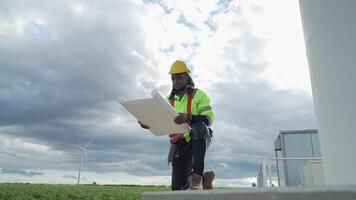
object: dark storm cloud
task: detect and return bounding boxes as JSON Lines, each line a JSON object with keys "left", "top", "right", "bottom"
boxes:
{"left": 0, "top": 2, "right": 148, "bottom": 127}
{"left": 0, "top": 0, "right": 164, "bottom": 177}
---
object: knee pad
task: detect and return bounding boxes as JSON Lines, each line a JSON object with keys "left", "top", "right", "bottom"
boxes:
{"left": 191, "top": 122, "right": 209, "bottom": 140}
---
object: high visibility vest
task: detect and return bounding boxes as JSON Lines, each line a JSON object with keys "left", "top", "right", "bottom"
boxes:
{"left": 166, "top": 88, "right": 214, "bottom": 142}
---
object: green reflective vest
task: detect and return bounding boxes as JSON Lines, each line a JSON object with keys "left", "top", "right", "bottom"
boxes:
{"left": 166, "top": 88, "right": 215, "bottom": 141}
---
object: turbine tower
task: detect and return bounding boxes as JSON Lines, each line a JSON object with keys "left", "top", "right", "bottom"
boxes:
{"left": 299, "top": 0, "right": 356, "bottom": 185}
{"left": 77, "top": 138, "right": 93, "bottom": 184}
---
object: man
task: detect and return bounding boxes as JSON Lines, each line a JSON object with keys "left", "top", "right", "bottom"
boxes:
{"left": 138, "top": 60, "right": 215, "bottom": 190}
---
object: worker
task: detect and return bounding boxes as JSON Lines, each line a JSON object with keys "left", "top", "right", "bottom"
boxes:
{"left": 138, "top": 60, "right": 215, "bottom": 190}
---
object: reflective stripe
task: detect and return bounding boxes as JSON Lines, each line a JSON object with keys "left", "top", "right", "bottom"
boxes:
{"left": 199, "top": 105, "right": 212, "bottom": 114}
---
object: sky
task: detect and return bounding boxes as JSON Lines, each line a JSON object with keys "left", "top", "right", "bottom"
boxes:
{"left": 0, "top": 0, "right": 316, "bottom": 187}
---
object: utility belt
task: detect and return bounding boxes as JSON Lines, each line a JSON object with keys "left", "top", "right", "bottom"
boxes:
{"left": 169, "top": 124, "right": 213, "bottom": 144}
{"left": 167, "top": 122, "right": 212, "bottom": 164}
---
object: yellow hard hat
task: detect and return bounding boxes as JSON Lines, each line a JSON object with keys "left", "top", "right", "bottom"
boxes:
{"left": 168, "top": 60, "right": 190, "bottom": 74}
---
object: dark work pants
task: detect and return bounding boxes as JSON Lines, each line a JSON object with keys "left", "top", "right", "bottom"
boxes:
{"left": 171, "top": 138, "right": 210, "bottom": 190}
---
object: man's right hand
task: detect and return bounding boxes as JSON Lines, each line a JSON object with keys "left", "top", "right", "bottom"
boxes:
{"left": 138, "top": 121, "right": 150, "bottom": 129}
{"left": 169, "top": 134, "right": 184, "bottom": 144}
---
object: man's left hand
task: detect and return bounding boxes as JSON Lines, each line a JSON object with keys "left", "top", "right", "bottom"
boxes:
{"left": 174, "top": 113, "right": 189, "bottom": 124}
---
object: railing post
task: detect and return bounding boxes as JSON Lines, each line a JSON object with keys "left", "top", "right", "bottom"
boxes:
{"left": 268, "top": 159, "right": 273, "bottom": 187}
{"left": 261, "top": 157, "right": 267, "bottom": 187}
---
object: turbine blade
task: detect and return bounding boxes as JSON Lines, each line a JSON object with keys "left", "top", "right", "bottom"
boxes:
{"left": 84, "top": 176, "right": 92, "bottom": 183}
{"left": 85, "top": 138, "right": 94, "bottom": 148}
{"left": 72, "top": 144, "right": 84, "bottom": 150}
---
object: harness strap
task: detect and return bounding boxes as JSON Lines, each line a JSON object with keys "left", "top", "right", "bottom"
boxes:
{"left": 187, "top": 90, "right": 192, "bottom": 124}
{"left": 170, "top": 89, "right": 194, "bottom": 143}
{"left": 170, "top": 89, "right": 193, "bottom": 119}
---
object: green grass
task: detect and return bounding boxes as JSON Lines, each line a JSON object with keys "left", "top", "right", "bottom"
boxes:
{"left": 0, "top": 183, "right": 170, "bottom": 200}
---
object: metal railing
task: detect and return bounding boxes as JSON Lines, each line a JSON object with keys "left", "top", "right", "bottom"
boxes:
{"left": 258, "top": 157, "right": 323, "bottom": 188}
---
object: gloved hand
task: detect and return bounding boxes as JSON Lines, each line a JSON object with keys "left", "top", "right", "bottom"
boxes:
{"left": 169, "top": 134, "right": 184, "bottom": 144}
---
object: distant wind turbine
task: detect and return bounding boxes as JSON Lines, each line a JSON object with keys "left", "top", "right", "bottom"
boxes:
{"left": 76, "top": 138, "right": 93, "bottom": 184}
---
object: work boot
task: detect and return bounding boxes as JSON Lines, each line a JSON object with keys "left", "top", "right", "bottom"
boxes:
{"left": 188, "top": 173, "right": 203, "bottom": 190}
{"left": 203, "top": 171, "right": 215, "bottom": 190}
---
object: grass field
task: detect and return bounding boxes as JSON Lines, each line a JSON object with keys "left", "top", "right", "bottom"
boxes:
{"left": 0, "top": 183, "right": 170, "bottom": 200}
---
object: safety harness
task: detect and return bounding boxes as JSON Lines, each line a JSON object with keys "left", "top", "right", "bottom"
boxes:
{"left": 169, "top": 89, "right": 193, "bottom": 144}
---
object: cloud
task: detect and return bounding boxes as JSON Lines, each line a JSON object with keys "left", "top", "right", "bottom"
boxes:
{"left": 204, "top": 79, "right": 315, "bottom": 179}
{"left": 0, "top": 0, "right": 166, "bottom": 177}
{"left": 1, "top": 168, "right": 43, "bottom": 177}
{"left": 0, "top": 0, "right": 315, "bottom": 186}
{"left": 62, "top": 175, "right": 77, "bottom": 180}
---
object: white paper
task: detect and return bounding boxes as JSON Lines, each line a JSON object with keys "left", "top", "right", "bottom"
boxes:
{"left": 119, "top": 90, "right": 190, "bottom": 136}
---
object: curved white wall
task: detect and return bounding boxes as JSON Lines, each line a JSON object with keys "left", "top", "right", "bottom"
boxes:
{"left": 299, "top": 0, "right": 356, "bottom": 185}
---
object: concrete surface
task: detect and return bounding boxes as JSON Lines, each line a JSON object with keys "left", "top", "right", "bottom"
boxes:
{"left": 141, "top": 186, "right": 356, "bottom": 200}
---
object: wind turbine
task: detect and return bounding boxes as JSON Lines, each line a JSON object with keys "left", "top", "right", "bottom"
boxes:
{"left": 76, "top": 138, "right": 93, "bottom": 184}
